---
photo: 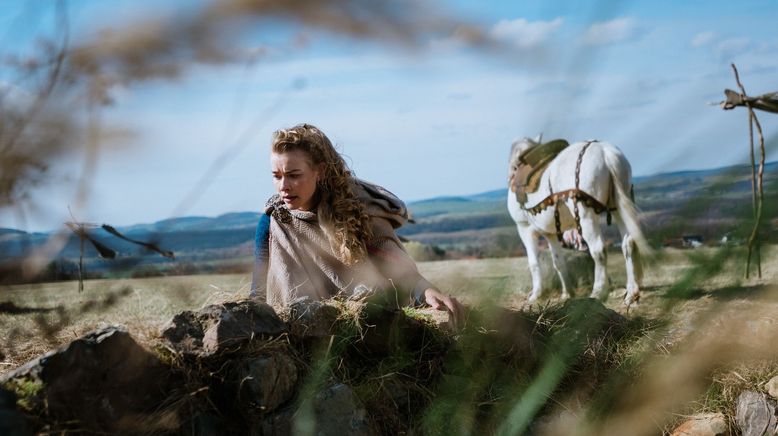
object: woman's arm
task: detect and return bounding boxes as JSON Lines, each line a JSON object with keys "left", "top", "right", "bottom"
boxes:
{"left": 366, "top": 217, "right": 431, "bottom": 303}
{"left": 367, "top": 217, "right": 465, "bottom": 325}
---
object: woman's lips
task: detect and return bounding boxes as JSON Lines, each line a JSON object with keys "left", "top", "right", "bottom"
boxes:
{"left": 283, "top": 195, "right": 297, "bottom": 203}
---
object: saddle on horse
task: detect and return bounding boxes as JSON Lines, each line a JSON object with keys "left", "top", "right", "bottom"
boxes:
{"left": 509, "top": 139, "right": 570, "bottom": 204}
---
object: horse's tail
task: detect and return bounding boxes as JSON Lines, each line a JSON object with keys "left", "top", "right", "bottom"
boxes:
{"left": 602, "top": 145, "right": 652, "bottom": 277}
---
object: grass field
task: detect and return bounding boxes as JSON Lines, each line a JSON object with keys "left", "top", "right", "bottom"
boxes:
{"left": 0, "top": 273, "right": 253, "bottom": 371}
{"left": 1, "top": 245, "right": 777, "bottom": 432}
{"left": 2, "top": 246, "right": 776, "bottom": 372}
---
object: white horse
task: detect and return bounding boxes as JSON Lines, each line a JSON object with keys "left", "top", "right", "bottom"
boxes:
{"left": 507, "top": 137, "right": 650, "bottom": 306}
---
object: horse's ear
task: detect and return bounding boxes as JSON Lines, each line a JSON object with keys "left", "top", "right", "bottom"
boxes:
{"left": 534, "top": 133, "right": 543, "bottom": 144}
{"left": 510, "top": 140, "right": 520, "bottom": 157}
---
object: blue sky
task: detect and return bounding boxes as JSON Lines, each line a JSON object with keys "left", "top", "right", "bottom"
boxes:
{"left": 1, "top": 0, "right": 777, "bottom": 231}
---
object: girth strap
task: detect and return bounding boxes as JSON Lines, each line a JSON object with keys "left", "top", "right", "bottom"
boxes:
{"left": 572, "top": 142, "right": 592, "bottom": 237}
{"left": 525, "top": 189, "right": 614, "bottom": 216}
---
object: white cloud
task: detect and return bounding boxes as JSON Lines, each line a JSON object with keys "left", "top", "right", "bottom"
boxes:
{"left": 716, "top": 37, "right": 750, "bottom": 59}
{"left": 582, "top": 17, "right": 637, "bottom": 46}
{"left": 691, "top": 31, "right": 716, "bottom": 47}
{"left": 489, "top": 17, "right": 564, "bottom": 49}
{"left": 717, "top": 37, "right": 750, "bottom": 51}
{"left": 429, "top": 18, "right": 563, "bottom": 54}
{"left": 753, "top": 40, "right": 778, "bottom": 56}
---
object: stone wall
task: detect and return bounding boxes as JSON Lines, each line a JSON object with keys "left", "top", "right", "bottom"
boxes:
{"left": 2, "top": 297, "right": 774, "bottom": 435}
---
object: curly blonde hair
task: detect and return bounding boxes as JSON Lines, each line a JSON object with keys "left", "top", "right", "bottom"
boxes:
{"left": 271, "top": 123, "right": 373, "bottom": 265}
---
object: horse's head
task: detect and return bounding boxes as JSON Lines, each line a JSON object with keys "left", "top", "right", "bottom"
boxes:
{"left": 508, "top": 134, "right": 542, "bottom": 171}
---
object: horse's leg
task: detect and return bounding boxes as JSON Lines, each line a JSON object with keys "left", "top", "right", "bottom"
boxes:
{"left": 546, "top": 237, "right": 572, "bottom": 300}
{"left": 578, "top": 208, "right": 609, "bottom": 300}
{"left": 517, "top": 223, "right": 542, "bottom": 303}
{"left": 614, "top": 214, "right": 641, "bottom": 305}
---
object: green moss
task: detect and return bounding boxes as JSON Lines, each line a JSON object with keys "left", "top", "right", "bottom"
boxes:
{"left": 402, "top": 306, "right": 432, "bottom": 321}
{"left": 3, "top": 378, "right": 44, "bottom": 412}
{"left": 150, "top": 344, "right": 180, "bottom": 368}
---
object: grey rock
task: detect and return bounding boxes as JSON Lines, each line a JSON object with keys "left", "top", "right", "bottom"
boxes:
{"left": 475, "top": 306, "right": 539, "bottom": 359}
{"left": 548, "top": 298, "right": 627, "bottom": 347}
{"left": 237, "top": 352, "right": 298, "bottom": 413}
{"left": 0, "top": 325, "right": 168, "bottom": 434}
{"left": 736, "top": 390, "right": 778, "bottom": 436}
{"left": 367, "top": 376, "right": 419, "bottom": 434}
{"left": 285, "top": 297, "right": 341, "bottom": 338}
{"left": 766, "top": 376, "right": 778, "bottom": 400}
{"left": 159, "top": 311, "right": 203, "bottom": 354}
{"left": 312, "top": 383, "right": 375, "bottom": 436}
{"left": 250, "top": 383, "right": 377, "bottom": 436}
{"left": 358, "top": 303, "right": 410, "bottom": 355}
{"left": 670, "top": 413, "right": 729, "bottom": 436}
{"left": 161, "top": 299, "right": 286, "bottom": 357}
{"left": 253, "top": 406, "right": 295, "bottom": 436}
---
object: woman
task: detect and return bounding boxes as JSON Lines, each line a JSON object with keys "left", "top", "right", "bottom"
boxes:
{"left": 250, "top": 123, "right": 464, "bottom": 323}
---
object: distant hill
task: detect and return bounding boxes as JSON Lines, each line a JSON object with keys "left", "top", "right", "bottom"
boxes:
{"left": 633, "top": 161, "right": 778, "bottom": 183}
{"left": 1, "top": 161, "right": 776, "bottom": 269}
{"left": 120, "top": 212, "right": 261, "bottom": 234}
{"left": 0, "top": 228, "right": 27, "bottom": 237}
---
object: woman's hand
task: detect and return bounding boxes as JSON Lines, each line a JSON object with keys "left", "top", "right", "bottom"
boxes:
{"left": 424, "top": 288, "right": 466, "bottom": 328}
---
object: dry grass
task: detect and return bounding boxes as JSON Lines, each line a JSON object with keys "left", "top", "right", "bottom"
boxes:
{"left": 418, "top": 244, "right": 777, "bottom": 324}
{"left": 0, "top": 274, "right": 251, "bottom": 373}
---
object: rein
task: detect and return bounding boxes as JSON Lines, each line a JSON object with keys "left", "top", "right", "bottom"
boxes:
{"left": 520, "top": 140, "right": 615, "bottom": 242}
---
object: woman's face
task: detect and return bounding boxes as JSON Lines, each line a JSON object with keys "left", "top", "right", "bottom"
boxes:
{"left": 271, "top": 150, "right": 323, "bottom": 211}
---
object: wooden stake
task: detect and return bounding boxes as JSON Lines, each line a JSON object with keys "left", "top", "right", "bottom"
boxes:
{"left": 731, "top": 63, "right": 765, "bottom": 279}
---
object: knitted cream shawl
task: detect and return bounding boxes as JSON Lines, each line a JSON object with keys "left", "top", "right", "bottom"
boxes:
{"left": 263, "top": 180, "right": 431, "bottom": 307}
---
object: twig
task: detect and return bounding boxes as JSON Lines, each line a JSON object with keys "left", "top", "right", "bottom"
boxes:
{"left": 67, "top": 207, "right": 86, "bottom": 292}
{"left": 1, "top": 0, "right": 69, "bottom": 154}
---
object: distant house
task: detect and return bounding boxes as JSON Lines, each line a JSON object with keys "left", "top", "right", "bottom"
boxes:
{"left": 719, "top": 233, "right": 746, "bottom": 246}
{"left": 682, "top": 235, "right": 703, "bottom": 248}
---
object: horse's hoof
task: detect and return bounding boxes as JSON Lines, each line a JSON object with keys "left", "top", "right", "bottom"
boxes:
{"left": 623, "top": 293, "right": 640, "bottom": 309}
{"left": 560, "top": 293, "right": 571, "bottom": 301}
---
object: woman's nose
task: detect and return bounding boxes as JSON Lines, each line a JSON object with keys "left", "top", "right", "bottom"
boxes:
{"left": 279, "top": 177, "right": 291, "bottom": 191}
